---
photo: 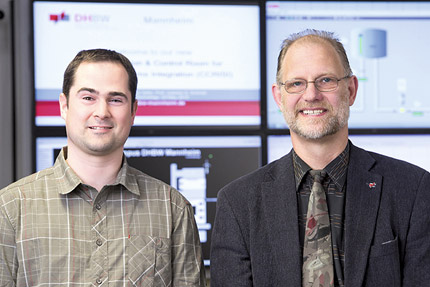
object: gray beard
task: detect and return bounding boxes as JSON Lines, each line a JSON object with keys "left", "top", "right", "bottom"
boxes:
{"left": 285, "top": 100, "right": 350, "bottom": 140}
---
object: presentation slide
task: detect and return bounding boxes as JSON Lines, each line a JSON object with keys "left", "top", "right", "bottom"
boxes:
{"left": 34, "top": 1, "right": 260, "bottom": 128}
{"left": 36, "top": 135, "right": 262, "bottom": 265}
{"left": 266, "top": 1, "right": 430, "bottom": 129}
{"left": 267, "top": 134, "right": 430, "bottom": 172}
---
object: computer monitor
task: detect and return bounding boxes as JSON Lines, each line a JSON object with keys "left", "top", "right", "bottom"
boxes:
{"left": 349, "top": 134, "right": 430, "bottom": 172}
{"left": 33, "top": 1, "right": 261, "bottom": 128}
{"left": 266, "top": 1, "right": 430, "bottom": 129}
{"left": 267, "top": 134, "right": 293, "bottom": 163}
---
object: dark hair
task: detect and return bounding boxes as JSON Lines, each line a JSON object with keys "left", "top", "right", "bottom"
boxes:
{"left": 276, "top": 29, "right": 353, "bottom": 85}
{"left": 62, "top": 49, "right": 138, "bottom": 107}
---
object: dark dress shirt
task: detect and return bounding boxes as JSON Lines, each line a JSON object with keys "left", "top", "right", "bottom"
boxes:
{"left": 293, "top": 143, "right": 349, "bottom": 286}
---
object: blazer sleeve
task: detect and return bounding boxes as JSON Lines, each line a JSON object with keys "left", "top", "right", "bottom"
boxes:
{"left": 210, "top": 187, "right": 252, "bottom": 287}
{"left": 402, "top": 171, "right": 430, "bottom": 284}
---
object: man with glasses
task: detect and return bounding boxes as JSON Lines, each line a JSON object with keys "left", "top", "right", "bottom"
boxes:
{"left": 211, "top": 29, "right": 430, "bottom": 286}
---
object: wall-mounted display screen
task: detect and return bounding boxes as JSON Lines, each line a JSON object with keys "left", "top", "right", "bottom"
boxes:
{"left": 267, "top": 134, "right": 430, "bottom": 172}
{"left": 36, "top": 135, "right": 262, "bottom": 265}
{"left": 267, "top": 134, "right": 293, "bottom": 163}
{"left": 348, "top": 134, "right": 430, "bottom": 172}
{"left": 266, "top": 1, "right": 430, "bottom": 129}
{"left": 33, "top": 1, "right": 261, "bottom": 128}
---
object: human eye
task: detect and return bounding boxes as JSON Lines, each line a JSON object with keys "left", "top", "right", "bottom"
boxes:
{"left": 109, "top": 95, "right": 128, "bottom": 105}
{"left": 108, "top": 92, "right": 128, "bottom": 105}
{"left": 318, "top": 77, "right": 335, "bottom": 84}
{"left": 77, "top": 89, "right": 96, "bottom": 101}
{"left": 286, "top": 79, "right": 305, "bottom": 89}
{"left": 82, "top": 95, "right": 94, "bottom": 101}
{"left": 316, "top": 77, "right": 339, "bottom": 91}
{"left": 293, "top": 80, "right": 305, "bottom": 87}
{"left": 110, "top": 98, "right": 123, "bottom": 103}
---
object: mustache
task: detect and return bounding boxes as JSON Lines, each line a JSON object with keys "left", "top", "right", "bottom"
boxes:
{"left": 295, "top": 103, "right": 331, "bottom": 114}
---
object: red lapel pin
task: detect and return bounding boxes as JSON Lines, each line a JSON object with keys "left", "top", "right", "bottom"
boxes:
{"left": 368, "top": 182, "right": 376, "bottom": 188}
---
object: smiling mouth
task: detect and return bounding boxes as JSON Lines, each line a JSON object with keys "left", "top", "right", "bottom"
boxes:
{"left": 302, "top": 109, "right": 325, "bottom": 115}
{"left": 89, "top": 126, "right": 112, "bottom": 130}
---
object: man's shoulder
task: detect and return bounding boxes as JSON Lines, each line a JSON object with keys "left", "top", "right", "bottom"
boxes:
{"left": 1, "top": 167, "right": 55, "bottom": 196}
{"left": 125, "top": 165, "right": 191, "bottom": 208}
{"left": 0, "top": 168, "right": 59, "bottom": 214}
{"left": 219, "top": 153, "right": 292, "bottom": 196}
{"left": 351, "top": 144, "right": 428, "bottom": 176}
{"left": 125, "top": 164, "right": 173, "bottom": 189}
{"left": 350, "top": 144, "right": 429, "bottom": 195}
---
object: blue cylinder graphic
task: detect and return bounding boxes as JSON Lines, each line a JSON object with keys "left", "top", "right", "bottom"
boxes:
{"left": 357, "top": 29, "right": 387, "bottom": 58}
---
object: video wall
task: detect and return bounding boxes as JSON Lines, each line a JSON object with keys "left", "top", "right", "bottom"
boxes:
{"left": 266, "top": 1, "right": 430, "bottom": 129}
{"left": 33, "top": 0, "right": 430, "bottom": 265}
{"left": 34, "top": 1, "right": 261, "bottom": 128}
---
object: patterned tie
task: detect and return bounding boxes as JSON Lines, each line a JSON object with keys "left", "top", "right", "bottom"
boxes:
{"left": 302, "top": 170, "right": 334, "bottom": 287}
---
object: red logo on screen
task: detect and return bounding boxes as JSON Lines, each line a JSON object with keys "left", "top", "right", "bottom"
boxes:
{"left": 49, "top": 12, "right": 69, "bottom": 22}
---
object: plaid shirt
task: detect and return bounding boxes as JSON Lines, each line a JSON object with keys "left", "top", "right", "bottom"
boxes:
{"left": 0, "top": 147, "right": 205, "bottom": 286}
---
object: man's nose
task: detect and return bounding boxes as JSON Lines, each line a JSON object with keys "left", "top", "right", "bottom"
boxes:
{"left": 301, "top": 82, "right": 323, "bottom": 101}
{"left": 93, "top": 100, "right": 111, "bottom": 119}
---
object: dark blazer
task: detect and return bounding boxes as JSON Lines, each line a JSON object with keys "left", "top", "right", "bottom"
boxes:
{"left": 210, "top": 142, "right": 430, "bottom": 286}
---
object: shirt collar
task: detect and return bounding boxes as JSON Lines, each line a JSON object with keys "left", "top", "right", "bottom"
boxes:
{"left": 113, "top": 158, "right": 141, "bottom": 196}
{"left": 54, "top": 146, "right": 140, "bottom": 196}
{"left": 53, "top": 147, "right": 82, "bottom": 195}
{"left": 293, "top": 142, "right": 350, "bottom": 190}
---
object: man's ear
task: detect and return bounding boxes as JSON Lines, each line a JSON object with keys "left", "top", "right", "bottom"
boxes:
{"left": 59, "top": 93, "right": 68, "bottom": 120}
{"left": 348, "top": 75, "right": 359, "bottom": 106}
{"left": 131, "top": 100, "right": 138, "bottom": 124}
{"left": 272, "top": 83, "right": 284, "bottom": 112}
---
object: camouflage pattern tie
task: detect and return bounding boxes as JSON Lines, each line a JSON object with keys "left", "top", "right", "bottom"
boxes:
{"left": 302, "top": 170, "right": 334, "bottom": 287}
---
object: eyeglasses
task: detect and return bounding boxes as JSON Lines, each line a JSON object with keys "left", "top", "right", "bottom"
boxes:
{"left": 280, "top": 75, "right": 351, "bottom": 94}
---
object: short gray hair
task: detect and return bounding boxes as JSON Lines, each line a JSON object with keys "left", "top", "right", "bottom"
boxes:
{"left": 275, "top": 29, "right": 353, "bottom": 85}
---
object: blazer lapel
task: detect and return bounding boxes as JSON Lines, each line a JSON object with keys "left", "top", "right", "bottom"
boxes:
{"left": 261, "top": 154, "right": 302, "bottom": 285}
{"left": 344, "top": 145, "right": 382, "bottom": 286}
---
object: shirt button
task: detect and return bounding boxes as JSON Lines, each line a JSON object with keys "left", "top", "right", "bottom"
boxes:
{"left": 95, "top": 203, "right": 102, "bottom": 210}
{"left": 96, "top": 239, "right": 103, "bottom": 246}
{"left": 96, "top": 278, "right": 102, "bottom": 284}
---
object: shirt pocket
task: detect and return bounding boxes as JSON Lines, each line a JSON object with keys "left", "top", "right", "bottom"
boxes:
{"left": 128, "top": 235, "right": 171, "bottom": 287}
